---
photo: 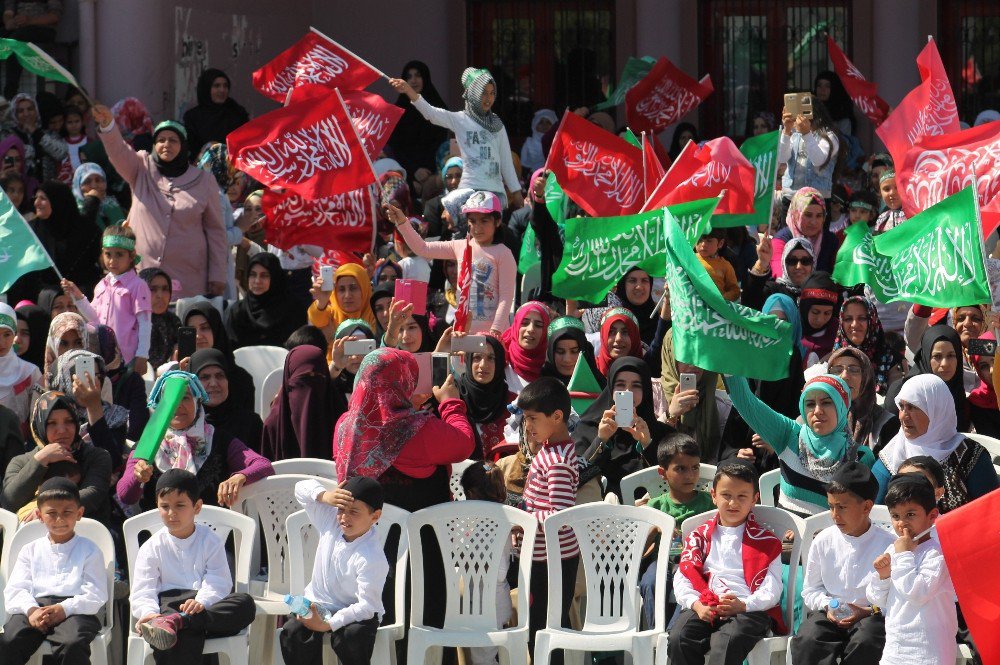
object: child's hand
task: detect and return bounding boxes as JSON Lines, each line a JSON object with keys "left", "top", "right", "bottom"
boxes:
{"left": 178, "top": 599, "right": 205, "bottom": 614}
{"left": 322, "top": 484, "right": 354, "bottom": 510}
{"left": 692, "top": 601, "right": 717, "bottom": 623}
{"left": 597, "top": 408, "right": 618, "bottom": 442}
{"left": 830, "top": 603, "right": 870, "bottom": 627}
{"left": 794, "top": 115, "right": 813, "bottom": 135}
{"left": 37, "top": 604, "right": 67, "bottom": 626}
{"left": 716, "top": 594, "right": 746, "bottom": 617}
{"left": 873, "top": 553, "right": 891, "bottom": 579}
{"left": 755, "top": 228, "right": 773, "bottom": 268}
{"left": 894, "top": 528, "right": 916, "bottom": 553}
{"left": 27, "top": 606, "right": 48, "bottom": 631}
{"left": 781, "top": 109, "right": 795, "bottom": 135}
{"left": 60, "top": 278, "right": 82, "bottom": 300}
{"left": 135, "top": 613, "right": 161, "bottom": 633}
{"left": 388, "top": 78, "right": 418, "bottom": 102}
{"left": 385, "top": 201, "right": 408, "bottom": 227}
{"left": 300, "top": 606, "right": 332, "bottom": 632}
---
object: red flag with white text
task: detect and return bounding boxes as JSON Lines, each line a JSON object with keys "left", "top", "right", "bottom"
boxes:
{"left": 262, "top": 185, "right": 376, "bottom": 255}
{"left": 641, "top": 137, "right": 756, "bottom": 214}
{"left": 289, "top": 85, "right": 403, "bottom": 161}
{"left": 625, "top": 57, "right": 713, "bottom": 135}
{"left": 544, "top": 111, "right": 644, "bottom": 218}
{"left": 228, "top": 89, "right": 376, "bottom": 199}
{"left": 252, "top": 28, "right": 381, "bottom": 102}
{"left": 826, "top": 35, "right": 889, "bottom": 127}
{"left": 876, "top": 39, "right": 961, "bottom": 168}
{"left": 643, "top": 132, "right": 667, "bottom": 199}
{"left": 454, "top": 237, "right": 472, "bottom": 333}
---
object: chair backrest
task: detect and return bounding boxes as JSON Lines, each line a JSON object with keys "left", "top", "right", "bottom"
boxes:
{"left": 271, "top": 459, "right": 338, "bottom": 480}
{"left": 449, "top": 459, "right": 477, "bottom": 500}
{"left": 234, "top": 474, "right": 336, "bottom": 596}
{"left": 5, "top": 518, "right": 116, "bottom": 630}
{"left": 233, "top": 345, "right": 289, "bottom": 412}
{"left": 681, "top": 506, "right": 804, "bottom": 634}
{"left": 965, "top": 432, "right": 1000, "bottom": 464}
{"left": 543, "top": 503, "right": 675, "bottom": 632}
{"left": 259, "top": 367, "right": 284, "bottom": 420}
{"left": 407, "top": 500, "right": 537, "bottom": 632}
{"left": 801, "top": 505, "right": 895, "bottom": 570}
{"left": 759, "top": 468, "right": 781, "bottom": 506}
{"left": 619, "top": 464, "right": 718, "bottom": 505}
{"left": 123, "top": 506, "right": 257, "bottom": 591}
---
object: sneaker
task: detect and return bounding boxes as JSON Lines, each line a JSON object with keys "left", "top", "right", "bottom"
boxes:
{"left": 139, "top": 613, "right": 185, "bottom": 650}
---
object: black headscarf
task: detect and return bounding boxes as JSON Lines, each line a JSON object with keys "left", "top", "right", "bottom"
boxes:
{"left": 31, "top": 181, "right": 101, "bottom": 290}
{"left": 885, "top": 325, "right": 970, "bottom": 432}
{"left": 189, "top": 348, "right": 263, "bottom": 451}
{"left": 541, "top": 322, "right": 604, "bottom": 389}
{"left": 151, "top": 123, "right": 191, "bottom": 178}
{"left": 814, "top": 70, "right": 856, "bottom": 134}
{"left": 369, "top": 281, "right": 394, "bottom": 341}
{"left": 458, "top": 336, "right": 509, "bottom": 423}
{"left": 139, "top": 267, "right": 181, "bottom": 369}
{"left": 798, "top": 271, "right": 841, "bottom": 360}
{"left": 668, "top": 122, "right": 699, "bottom": 161}
{"left": 184, "top": 302, "right": 255, "bottom": 412}
{"left": 615, "top": 267, "right": 658, "bottom": 344}
{"left": 182, "top": 68, "right": 250, "bottom": 162}
{"left": 223, "top": 252, "right": 305, "bottom": 349}
{"left": 388, "top": 60, "right": 450, "bottom": 179}
{"left": 15, "top": 304, "right": 49, "bottom": 370}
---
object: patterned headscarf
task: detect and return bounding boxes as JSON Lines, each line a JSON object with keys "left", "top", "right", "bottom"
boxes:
{"left": 832, "top": 296, "right": 894, "bottom": 393}
{"left": 44, "top": 313, "right": 91, "bottom": 388}
{"left": 30, "top": 391, "right": 81, "bottom": 451}
{"left": 53, "top": 349, "right": 129, "bottom": 433}
{"left": 333, "top": 348, "right": 433, "bottom": 481}
{"left": 786, "top": 187, "right": 826, "bottom": 261}
{"left": 500, "top": 302, "right": 551, "bottom": 383}
{"left": 827, "top": 346, "right": 879, "bottom": 445}
{"left": 71, "top": 162, "right": 106, "bottom": 202}
{"left": 111, "top": 97, "right": 154, "bottom": 143}
{"left": 796, "top": 374, "right": 859, "bottom": 482}
{"left": 461, "top": 67, "right": 504, "bottom": 133}
{"left": 148, "top": 370, "right": 214, "bottom": 474}
{"left": 197, "top": 143, "right": 236, "bottom": 189}
{"left": 597, "top": 307, "right": 642, "bottom": 376}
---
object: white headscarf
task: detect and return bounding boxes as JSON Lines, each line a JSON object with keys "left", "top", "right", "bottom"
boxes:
{"left": 521, "top": 109, "right": 557, "bottom": 172}
{"left": 881, "top": 373, "right": 966, "bottom": 472}
{"left": 0, "top": 302, "right": 36, "bottom": 397}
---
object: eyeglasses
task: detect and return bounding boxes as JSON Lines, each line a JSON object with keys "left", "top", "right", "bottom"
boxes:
{"left": 785, "top": 256, "right": 814, "bottom": 267}
{"left": 842, "top": 316, "right": 869, "bottom": 325}
{"left": 828, "top": 364, "right": 863, "bottom": 376}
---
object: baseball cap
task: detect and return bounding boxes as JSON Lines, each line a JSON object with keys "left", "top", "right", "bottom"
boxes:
{"left": 461, "top": 191, "right": 502, "bottom": 215}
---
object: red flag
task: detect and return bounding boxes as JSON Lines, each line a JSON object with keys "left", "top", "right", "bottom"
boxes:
{"left": 896, "top": 119, "right": 1000, "bottom": 235}
{"left": 641, "top": 137, "right": 756, "bottom": 214}
{"left": 252, "top": 28, "right": 381, "bottom": 102}
{"left": 454, "top": 237, "right": 472, "bottom": 333}
{"left": 642, "top": 132, "right": 667, "bottom": 199}
{"left": 228, "top": 89, "right": 376, "bottom": 199}
{"left": 289, "top": 85, "right": 403, "bottom": 161}
{"left": 826, "top": 36, "right": 889, "bottom": 127}
{"left": 262, "top": 185, "right": 376, "bottom": 256}
{"left": 625, "top": 57, "right": 712, "bottom": 135}
{"left": 545, "top": 111, "right": 644, "bottom": 218}
{"left": 936, "top": 489, "right": 1000, "bottom": 665}
{"left": 876, "top": 39, "right": 961, "bottom": 168}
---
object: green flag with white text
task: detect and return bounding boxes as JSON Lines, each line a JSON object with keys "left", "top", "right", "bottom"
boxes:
{"left": 663, "top": 209, "right": 793, "bottom": 380}
{"left": 713, "top": 130, "right": 780, "bottom": 229}
{"left": 0, "top": 189, "right": 54, "bottom": 292}
{"left": 833, "top": 186, "right": 990, "bottom": 308}
{"left": 0, "top": 39, "right": 80, "bottom": 88}
{"left": 519, "top": 174, "right": 571, "bottom": 274}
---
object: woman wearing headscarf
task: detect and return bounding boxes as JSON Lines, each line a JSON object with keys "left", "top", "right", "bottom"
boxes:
{"left": 458, "top": 336, "right": 514, "bottom": 461}
{"left": 826, "top": 347, "right": 900, "bottom": 454}
{"left": 903, "top": 303, "right": 987, "bottom": 392}
{"left": 884, "top": 325, "right": 970, "bottom": 433}
{"left": 182, "top": 302, "right": 255, "bottom": 412}
{"left": 224, "top": 252, "right": 306, "bottom": 349}
{"left": 388, "top": 61, "right": 450, "bottom": 183}
{"left": 93, "top": 103, "right": 226, "bottom": 299}
{"left": 72, "top": 162, "right": 125, "bottom": 230}
{"left": 873, "top": 374, "right": 998, "bottom": 511}
{"left": 0, "top": 133, "right": 38, "bottom": 199}
{"left": 2, "top": 391, "right": 113, "bottom": 524}
{"left": 139, "top": 267, "right": 181, "bottom": 369}
{"left": 771, "top": 188, "right": 839, "bottom": 276}
{"left": 813, "top": 70, "right": 856, "bottom": 136}
{"left": 668, "top": 122, "right": 699, "bottom": 161}
{"left": 116, "top": 371, "right": 273, "bottom": 511}
{"left": 614, "top": 267, "right": 658, "bottom": 346}
{"left": 595, "top": 307, "right": 642, "bottom": 378}
{"left": 661, "top": 329, "right": 721, "bottom": 459}
{"left": 749, "top": 111, "right": 777, "bottom": 136}
{"left": 307, "top": 262, "right": 377, "bottom": 357}
{"left": 42, "top": 311, "right": 89, "bottom": 390}
{"left": 575, "top": 357, "right": 670, "bottom": 500}
{"left": 968, "top": 331, "right": 1000, "bottom": 438}
{"left": 331, "top": 319, "right": 377, "bottom": 398}
{"left": 0, "top": 303, "right": 43, "bottom": 425}
{"left": 30, "top": 180, "right": 102, "bottom": 293}
{"left": 382, "top": 309, "right": 435, "bottom": 354}
{"left": 763, "top": 293, "right": 811, "bottom": 368}
{"left": 37, "top": 284, "right": 77, "bottom": 319}
{"left": 53, "top": 348, "right": 128, "bottom": 463}
{"left": 196, "top": 141, "right": 245, "bottom": 299}
{"left": 725, "top": 371, "right": 876, "bottom": 516}
{"left": 422, "top": 156, "right": 463, "bottom": 239}
{"left": 832, "top": 295, "right": 895, "bottom": 394}
{"left": 742, "top": 235, "right": 815, "bottom": 311}
{"left": 501, "top": 301, "right": 550, "bottom": 392}
{"left": 541, "top": 316, "right": 604, "bottom": 389}
{"left": 798, "top": 271, "right": 841, "bottom": 362}
{"left": 521, "top": 109, "right": 558, "bottom": 173}
{"left": 14, "top": 303, "right": 48, "bottom": 371}
{"left": 8, "top": 94, "right": 68, "bottom": 183}
{"left": 191, "top": 349, "right": 264, "bottom": 453}
{"left": 181, "top": 68, "right": 250, "bottom": 162}
{"left": 93, "top": 325, "right": 148, "bottom": 443}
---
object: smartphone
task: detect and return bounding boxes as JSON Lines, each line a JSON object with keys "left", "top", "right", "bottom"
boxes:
{"left": 74, "top": 355, "right": 96, "bottom": 382}
{"left": 680, "top": 372, "right": 697, "bottom": 393}
{"left": 177, "top": 326, "right": 196, "bottom": 360}
{"left": 968, "top": 337, "right": 997, "bottom": 357}
{"left": 413, "top": 352, "right": 433, "bottom": 395}
{"left": 394, "top": 279, "right": 428, "bottom": 316}
{"left": 614, "top": 390, "right": 634, "bottom": 428}
{"left": 343, "top": 339, "right": 376, "bottom": 357}
{"left": 432, "top": 352, "right": 450, "bottom": 387}
{"left": 784, "top": 92, "right": 813, "bottom": 118}
{"left": 451, "top": 335, "right": 488, "bottom": 354}
{"left": 320, "top": 265, "right": 334, "bottom": 292}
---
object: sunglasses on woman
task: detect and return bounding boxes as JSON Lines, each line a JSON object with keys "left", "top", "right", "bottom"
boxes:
{"left": 785, "top": 256, "right": 814, "bottom": 267}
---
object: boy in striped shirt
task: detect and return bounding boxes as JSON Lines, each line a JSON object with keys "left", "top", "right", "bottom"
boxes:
{"left": 518, "top": 377, "right": 579, "bottom": 665}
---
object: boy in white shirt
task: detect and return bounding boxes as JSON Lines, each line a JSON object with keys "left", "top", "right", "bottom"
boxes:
{"left": 0, "top": 478, "right": 107, "bottom": 665}
{"left": 866, "top": 474, "right": 957, "bottom": 665}
{"left": 279, "top": 476, "right": 390, "bottom": 665}
{"left": 129, "top": 469, "right": 256, "bottom": 664}
{"left": 792, "top": 462, "right": 894, "bottom": 665}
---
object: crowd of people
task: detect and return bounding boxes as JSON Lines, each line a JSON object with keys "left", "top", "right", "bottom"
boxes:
{"left": 0, "top": 37, "right": 996, "bottom": 665}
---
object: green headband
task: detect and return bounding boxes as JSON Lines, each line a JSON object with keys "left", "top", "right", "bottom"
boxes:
{"left": 0, "top": 313, "right": 14, "bottom": 332}
{"left": 849, "top": 201, "right": 875, "bottom": 212}
{"left": 879, "top": 170, "right": 896, "bottom": 184}
{"left": 548, "top": 316, "right": 585, "bottom": 336}
{"left": 461, "top": 67, "right": 491, "bottom": 90}
{"left": 335, "top": 318, "right": 373, "bottom": 338}
{"left": 153, "top": 120, "right": 187, "bottom": 142}
{"left": 102, "top": 235, "right": 135, "bottom": 251}
{"left": 603, "top": 306, "right": 639, "bottom": 327}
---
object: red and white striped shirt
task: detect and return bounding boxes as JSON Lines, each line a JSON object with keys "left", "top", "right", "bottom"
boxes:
{"left": 521, "top": 439, "right": 579, "bottom": 561}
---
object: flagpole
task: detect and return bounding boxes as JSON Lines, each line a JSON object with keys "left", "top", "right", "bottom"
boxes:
{"left": 334, "top": 87, "right": 380, "bottom": 186}
{"left": 26, "top": 42, "right": 93, "bottom": 107}
{"left": 309, "top": 27, "right": 389, "bottom": 81}
{"left": 641, "top": 138, "right": 695, "bottom": 212}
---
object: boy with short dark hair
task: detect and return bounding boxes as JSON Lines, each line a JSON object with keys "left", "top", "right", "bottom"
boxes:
{"left": 866, "top": 474, "right": 956, "bottom": 665}
{"left": 668, "top": 462, "right": 785, "bottom": 665}
{"left": 517, "top": 377, "right": 579, "bottom": 665}
{"left": 0, "top": 478, "right": 107, "bottom": 665}
{"left": 129, "top": 469, "right": 256, "bottom": 664}
{"left": 279, "top": 476, "right": 390, "bottom": 665}
{"left": 792, "top": 461, "right": 894, "bottom": 665}
{"left": 696, "top": 228, "right": 740, "bottom": 301}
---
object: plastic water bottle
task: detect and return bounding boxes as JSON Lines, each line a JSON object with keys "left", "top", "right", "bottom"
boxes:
{"left": 828, "top": 598, "right": 853, "bottom": 621}
{"left": 284, "top": 594, "right": 332, "bottom": 621}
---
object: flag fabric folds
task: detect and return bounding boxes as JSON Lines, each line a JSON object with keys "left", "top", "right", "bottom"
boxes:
{"left": 712, "top": 130, "right": 780, "bottom": 229}
{"left": 826, "top": 35, "right": 890, "bottom": 126}
{"left": 642, "top": 137, "right": 756, "bottom": 215}
{"left": 262, "top": 186, "right": 376, "bottom": 256}
{"left": 0, "top": 189, "right": 54, "bottom": 292}
{"left": 625, "top": 56, "right": 713, "bottom": 135}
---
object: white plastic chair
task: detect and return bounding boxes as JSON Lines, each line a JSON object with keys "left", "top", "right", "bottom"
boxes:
{"left": 2, "top": 518, "right": 115, "bottom": 665}
{"left": 534, "top": 504, "right": 676, "bottom": 665}
{"left": 0, "top": 507, "right": 17, "bottom": 627}
{"left": 259, "top": 367, "right": 283, "bottom": 420}
{"left": 233, "top": 345, "right": 289, "bottom": 416}
{"left": 123, "top": 506, "right": 256, "bottom": 665}
{"left": 965, "top": 432, "right": 1000, "bottom": 464}
{"left": 619, "top": 464, "right": 718, "bottom": 505}
{"left": 759, "top": 468, "right": 781, "bottom": 506}
{"left": 270, "top": 458, "right": 338, "bottom": 480}
{"left": 273, "top": 504, "right": 411, "bottom": 664}
{"left": 449, "top": 459, "right": 477, "bottom": 500}
{"left": 406, "top": 500, "right": 538, "bottom": 665}
{"left": 520, "top": 262, "right": 542, "bottom": 301}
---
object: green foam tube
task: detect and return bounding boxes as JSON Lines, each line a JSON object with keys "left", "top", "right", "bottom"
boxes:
{"left": 132, "top": 375, "right": 188, "bottom": 461}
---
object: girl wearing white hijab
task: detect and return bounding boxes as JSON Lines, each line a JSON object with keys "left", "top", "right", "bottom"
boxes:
{"left": 0, "top": 302, "right": 42, "bottom": 424}
{"left": 873, "top": 374, "right": 998, "bottom": 510}
{"left": 520, "top": 109, "right": 557, "bottom": 172}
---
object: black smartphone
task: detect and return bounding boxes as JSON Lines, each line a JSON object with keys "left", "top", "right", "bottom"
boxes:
{"left": 177, "top": 326, "right": 196, "bottom": 360}
{"left": 432, "top": 353, "right": 450, "bottom": 387}
{"left": 968, "top": 337, "right": 997, "bottom": 358}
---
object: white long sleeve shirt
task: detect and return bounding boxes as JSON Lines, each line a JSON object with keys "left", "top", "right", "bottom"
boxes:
{"left": 673, "top": 524, "right": 783, "bottom": 612}
{"left": 295, "top": 480, "right": 389, "bottom": 632}
{"left": 802, "top": 523, "right": 895, "bottom": 612}
{"left": 4, "top": 534, "right": 107, "bottom": 617}
{"left": 129, "top": 524, "right": 232, "bottom": 619}
{"left": 865, "top": 539, "right": 957, "bottom": 665}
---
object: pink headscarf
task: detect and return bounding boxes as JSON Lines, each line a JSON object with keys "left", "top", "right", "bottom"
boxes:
{"left": 968, "top": 331, "right": 998, "bottom": 410}
{"left": 787, "top": 187, "right": 827, "bottom": 261}
{"left": 501, "top": 302, "right": 551, "bottom": 383}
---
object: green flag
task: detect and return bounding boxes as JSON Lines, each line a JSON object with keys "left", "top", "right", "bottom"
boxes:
{"left": 623, "top": 128, "right": 641, "bottom": 150}
{"left": 592, "top": 56, "right": 657, "bottom": 111}
{"left": 519, "top": 174, "right": 571, "bottom": 274}
{"left": 663, "top": 209, "right": 793, "bottom": 380}
{"left": 713, "top": 130, "right": 780, "bottom": 229}
{"left": 0, "top": 39, "right": 80, "bottom": 87}
{"left": 669, "top": 197, "right": 720, "bottom": 247}
{"left": 833, "top": 186, "right": 990, "bottom": 308}
{"left": 568, "top": 354, "right": 603, "bottom": 414}
{"left": 0, "top": 189, "right": 53, "bottom": 292}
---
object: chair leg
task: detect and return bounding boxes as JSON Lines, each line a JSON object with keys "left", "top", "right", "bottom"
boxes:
{"left": 249, "top": 615, "right": 276, "bottom": 665}
{"left": 533, "top": 632, "right": 552, "bottom": 665}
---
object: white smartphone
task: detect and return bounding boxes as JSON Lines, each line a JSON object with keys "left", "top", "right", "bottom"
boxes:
{"left": 450, "top": 335, "right": 488, "bottom": 354}
{"left": 320, "top": 265, "right": 334, "bottom": 291}
{"left": 343, "top": 339, "right": 376, "bottom": 357}
{"left": 74, "top": 355, "right": 96, "bottom": 382}
{"left": 680, "top": 373, "right": 697, "bottom": 393}
{"left": 614, "top": 390, "right": 634, "bottom": 428}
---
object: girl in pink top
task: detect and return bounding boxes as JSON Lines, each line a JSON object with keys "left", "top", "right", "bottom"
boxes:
{"left": 62, "top": 224, "right": 152, "bottom": 375}
{"left": 388, "top": 192, "right": 515, "bottom": 335}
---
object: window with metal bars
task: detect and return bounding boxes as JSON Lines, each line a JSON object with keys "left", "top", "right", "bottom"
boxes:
{"left": 939, "top": 0, "right": 1000, "bottom": 124}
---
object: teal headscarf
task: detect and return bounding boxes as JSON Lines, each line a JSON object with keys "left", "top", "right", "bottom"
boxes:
{"left": 796, "top": 374, "right": 859, "bottom": 479}
{"left": 147, "top": 370, "right": 209, "bottom": 408}
{"left": 763, "top": 293, "right": 806, "bottom": 360}
{"left": 441, "top": 156, "right": 463, "bottom": 183}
